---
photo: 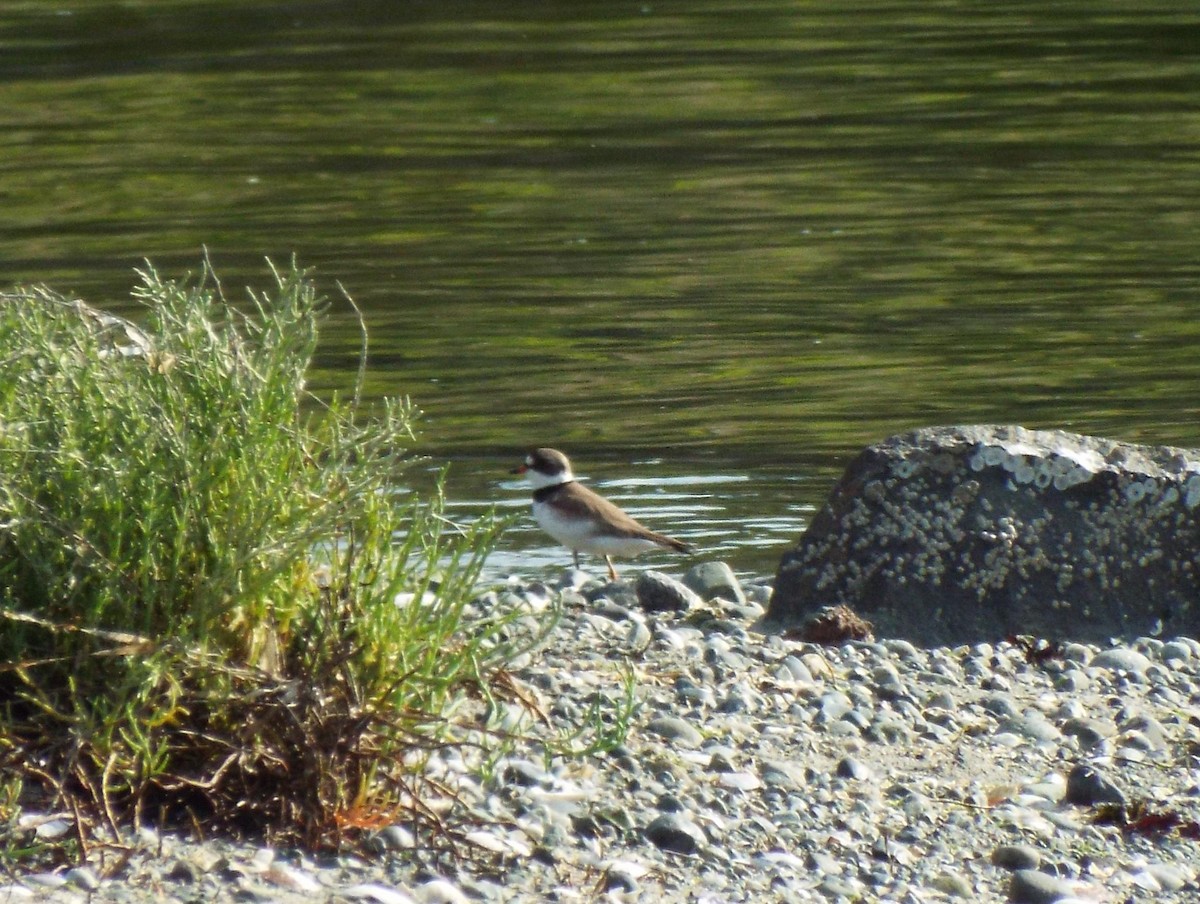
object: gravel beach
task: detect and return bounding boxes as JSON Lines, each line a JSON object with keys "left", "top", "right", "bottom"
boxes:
{"left": 6, "top": 565, "right": 1200, "bottom": 903}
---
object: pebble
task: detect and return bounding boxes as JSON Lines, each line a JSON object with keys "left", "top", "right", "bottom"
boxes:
{"left": 643, "top": 812, "right": 706, "bottom": 854}
{"left": 414, "top": 879, "right": 470, "bottom": 904}
{"left": 344, "top": 885, "right": 416, "bottom": 904}
{"left": 645, "top": 714, "right": 704, "bottom": 748}
{"left": 1064, "top": 763, "right": 1126, "bottom": 806}
{"left": 1090, "top": 646, "right": 1153, "bottom": 672}
{"left": 1060, "top": 716, "right": 1113, "bottom": 748}
{"left": 681, "top": 561, "right": 746, "bottom": 604}
{"left": 992, "top": 844, "right": 1042, "bottom": 870}
{"left": 635, "top": 570, "right": 702, "bottom": 612}
{"left": 834, "top": 756, "right": 872, "bottom": 781}
{"left": 1008, "top": 869, "right": 1094, "bottom": 904}
{"left": 64, "top": 867, "right": 100, "bottom": 891}
{"left": 10, "top": 562, "right": 1200, "bottom": 903}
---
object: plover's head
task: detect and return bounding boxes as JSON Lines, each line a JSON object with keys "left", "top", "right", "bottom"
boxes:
{"left": 511, "top": 447, "right": 574, "bottom": 489}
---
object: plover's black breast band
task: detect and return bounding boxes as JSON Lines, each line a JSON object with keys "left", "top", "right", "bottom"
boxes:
{"left": 533, "top": 481, "right": 574, "bottom": 504}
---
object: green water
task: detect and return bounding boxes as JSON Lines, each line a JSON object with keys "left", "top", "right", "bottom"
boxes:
{"left": 3, "top": 0, "right": 1199, "bottom": 577}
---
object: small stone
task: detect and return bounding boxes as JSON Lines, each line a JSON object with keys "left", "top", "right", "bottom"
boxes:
{"left": 835, "top": 757, "right": 873, "bottom": 781}
{"left": 673, "top": 675, "right": 715, "bottom": 706}
{"left": 1118, "top": 730, "right": 1157, "bottom": 753}
{"left": 230, "top": 883, "right": 276, "bottom": 901}
{"left": 380, "top": 825, "right": 416, "bottom": 849}
{"left": 166, "top": 861, "right": 201, "bottom": 884}
{"left": 717, "top": 690, "right": 750, "bottom": 713}
{"left": 926, "top": 689, "right": 956, "bottom": 711}
{"left": 775, "top": 654, "right": 814, "bottom": 683}
{"left": 601, "top": 858, "right": 651, "bottom": 894}
{"left": 982, "top": 693, "right": 1020, "bottom": 719}
{"left": 717, "top": 771, "right": 762, "bottom": 792}
{"left": 819, "top": 879, "right": 864, "bottom": 899}
{"left": 644, "top": 812, "right": 706, "bottom": 854}
{"left": 1061, "top": 642, "right": 1092, "bottom": 663}
{"left": 555, "top": 569, "right": 592, "bottom": 591}
{"left": 602, "top": 866, "right": 638, "bottom": 894}
{"left": 587, "top": 581, "right": 639, "bottom": 609}
{"left": 1060, "top": 717, "right": 1115, "bottom": 749}
{"left": 63, "top": 867, "right": 100, "bottom": 891}
{"left": 800, "top": 652, "right": 834, "bottom": 680}
{"left": 499, "top": 758, "right": 552, "bottom": 788}
{"left": 1142, "top": 862, "right": 1189, "bottom": 892}
{"left": 1120, "top": 713, "right": 1167, "bottom": 749}
{"left": 1065, "top": 763, "right": 1126, "bottom": 806}
{"left": 866, "top": 713, "right": 912, "bottom": 743}
{"left": 1090, "top": 647, "right": 1153, "bottom": 673}
{"left": 881, "top": 638, "right": 922, "bottom": 660}
{"left": 22, "top": 873, "right": 67, "bottom": 890}
{"left": 645, "top": 715, "right": 703, "bottom": 748}
{"left": 266, "top": 862, "right": 322, "bottom": 893}
{"left": 636, "top": 570, "right": 702, "bottom": 613}
{"left": 1022, "top": 773, "right": 1066, "bottom": 804}
{"left": 931, "top": 871, "right": 974, "bottom": 897}
{"left": 624, "top": 619, "right": 653, "bottom": 650}
{"left": 871, "top": 663, "right": 908, "bottom": 699}
{"left": 1007, "top": 869, "right": 1088, "bottom": 903}
{"left": 982, "top": 673, "right": 1012, "bottom": 692}
{"left": 991, "top": 844, "right": 1042, "bottom": 870}
{"left": 590, "top": 597, "right": 639, "bottom": 621}
{"left": 682, "top": 561, "right": 746, "bottom": 604}
{"left": 655, "top": 792, "right": 686, "bottom": 813}
{"left": 707, "top": 748, "right": 736, "bottom": 773}
{"left": 1000, "top": 712, "right": 1060, "bottom": 743}
{"left": 1160, "top": 640, "right": 1193, "bottom": 662}
{"left": 415, "top": 878, "right": 470, "bottom": 904}
{"left": 343, "top": 886, "right": 416, "bottom": 904}
{"left": 1130, "top": 869, "right": 1163, "bottom": 892}
{"left": 760, "top": 760, "right": 802, "bottom": 789}
{"left": 31, "top": 818, "right": 72, "bottom": 841}
{"left": 807, "top": 850, "right": 843, "bottom": 876}
{"left": 815, "top": 691, "right": 854, "bottom": 723}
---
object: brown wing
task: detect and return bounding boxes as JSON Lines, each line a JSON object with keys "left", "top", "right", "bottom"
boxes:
{"left": 551, "top": 482, "right": 694, "bottom": 553}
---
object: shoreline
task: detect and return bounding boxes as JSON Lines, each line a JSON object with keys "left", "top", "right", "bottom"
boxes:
{"left": 6, "top": 566, "right": 1199, "bottom": 903}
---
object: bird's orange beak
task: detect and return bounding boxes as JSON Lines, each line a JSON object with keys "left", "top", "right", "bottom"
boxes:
{"left": 510, "top": 463, "right": 528, "bottom": 475}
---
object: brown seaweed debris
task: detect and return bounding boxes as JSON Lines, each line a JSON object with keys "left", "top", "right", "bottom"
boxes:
{"left": 1007, "top": 635, "right": 1065, "bottom": 665}
{"left": 1093, "top": 800, "right": 1200, "bottom": 839}
{"left": 786, "top": 605, "right": 875, "bottom": 644}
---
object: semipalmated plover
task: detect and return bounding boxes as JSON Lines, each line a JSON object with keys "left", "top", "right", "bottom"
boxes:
{"left": 512, "top": 448, "right": 693, "bottom": 580}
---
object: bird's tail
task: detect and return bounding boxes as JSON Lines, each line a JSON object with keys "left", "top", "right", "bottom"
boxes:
{"left": 654, "top": 533, "right": 695, "bottom": 555}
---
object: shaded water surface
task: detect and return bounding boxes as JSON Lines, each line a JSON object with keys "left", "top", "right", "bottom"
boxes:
{"left": 3, "top": 1, "right": 1199, "bottom": 577}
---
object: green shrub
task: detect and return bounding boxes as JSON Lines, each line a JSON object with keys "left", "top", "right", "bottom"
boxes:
{"left": 0, "top": 261, "right": 547, "bottom": 854}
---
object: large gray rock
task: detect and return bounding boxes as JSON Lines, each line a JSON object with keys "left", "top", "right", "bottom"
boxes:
{"left": 768, "top": 425, "right": 1200, "bottom": 644}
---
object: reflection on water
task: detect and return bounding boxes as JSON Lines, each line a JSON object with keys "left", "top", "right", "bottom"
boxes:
{"left": 2, "top": 1, "right": 1199, "bottom": 578}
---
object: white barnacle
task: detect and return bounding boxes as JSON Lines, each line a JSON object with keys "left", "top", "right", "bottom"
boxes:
{"left": 1125, "top": 481, "right": 1146, "bottom": 504}
{"left": 895, "top": 459, "right": 917, "bottom": 479}
{"left": 982, "top": 445, "right": 1006, "bottom": 467}
{"left": 931, "top": 453, "right": 956, "bottom": 474}
{"left": 1012, "top": 459, "right": 1035, "bottom": 485}
{"left": 969, "top": 451, "right": 987, "bottom": 472}
{"left": 1162, "top": 486, "right": 1179, "bottom": 505}
{"left": 1185, "top": 474, "right": 1200, "bottom": 509}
